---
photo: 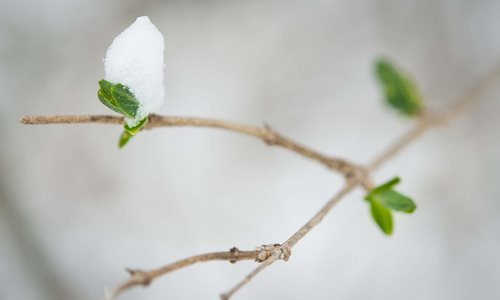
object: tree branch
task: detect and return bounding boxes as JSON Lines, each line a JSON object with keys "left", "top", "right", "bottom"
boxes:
{"left": 20, "top": 63, "right": 500, "bottom": 300}
{"left": 106, "top": 247, "right": 258, "bottom": 299}
{"left": 20, "top": 115, "right": 361, "bottom": 178}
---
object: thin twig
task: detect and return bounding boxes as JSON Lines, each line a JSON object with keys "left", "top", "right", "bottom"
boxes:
{"left": 221, "top": 182, "right": 357, "bottom": 299}
{"left": 443, "top": 63, "right": 500, "bottom": 122}
{"left": 220, "top": 251, "right": 281, "bottom": 300}
{"left": 366, "top": 121, "right": 429, "bottom": 172}
{"left": 106, "top": 248, "right": 258, "bottom": 299}
{"left": 20, "top": 115, "right": 124, "bottom": 125}
{"left": 20, "top": 115, "right": 360, "bottom": 177}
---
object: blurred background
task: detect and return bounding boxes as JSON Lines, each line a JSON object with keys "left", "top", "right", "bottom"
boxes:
{"left": 1, "top": 1, "right": 500, "bottom": 299}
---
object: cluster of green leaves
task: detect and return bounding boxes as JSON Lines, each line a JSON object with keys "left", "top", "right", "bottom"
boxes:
{"left": 367, "top": 58, "right": 422, "bottom": 235}
{"left": 375, "top": 58, "right": 423, "bottom": 116}
{"left": 365, "top": 177, "right": 416, "bottom": 235}
{"left": 98, "top": 79, "right": 147, "bottom": 148}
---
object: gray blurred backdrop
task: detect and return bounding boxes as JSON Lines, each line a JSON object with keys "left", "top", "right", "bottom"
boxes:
{"left": 1, "top": 1, "right": 500, "bottom": 299}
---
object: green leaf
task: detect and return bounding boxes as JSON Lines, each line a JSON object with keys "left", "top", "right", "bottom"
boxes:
{"left": 364, "top": 177, "right": 416, "bottom": 234}
{"left": 118, "top": 130, "right": 133, "bottom": 148}
{"left": 370, "top": 200, "right": 393, "bottom": 235}
{"left": 375, "top": 58, "right": 423, "bottom": 116}
{"left": 365, "top": 177, "right": 416, "bottom": 213}
{"left": 98, "top": 89, "right": 123, "bottom": 114}
{"left": 373, "top": 189, "right": 416, "bottom": 213}
{"left": 366, "top": 177, "right": 400, "bottom": 198}
{"left": 111, "top": 83, "right": 139, "bottom": 118}
{"left": 98, "top": 79, "right": 114, "bottom": 98}
{"left": 98, "top": 79, "right": 125, "bottom": 114}
{"left": 118, "top": 118, "right": 147, "bottom": 149}
{"left": 124, "top": 117, "right": 148, "bottom": 136}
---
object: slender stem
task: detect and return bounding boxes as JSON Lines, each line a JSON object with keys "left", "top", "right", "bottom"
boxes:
{"left": 20, "top": 114, "right": 358, "bottom": 176}
{"left": 443, "top": 62, "right": 500, "bottom": 122}
{"left": 282, "top": 181, "right": 358, "bottom": 249}
{"left": 367, "top": 121, "right": 429, "bottom": 172}
{"left": 107, "top": 248, "right": 258, "bottom": 299}
{"left": 20, "top": 115, "right": 124, "bottom": 125}
{"left": 220, "top": 251, "right": 281, "bottom": 300}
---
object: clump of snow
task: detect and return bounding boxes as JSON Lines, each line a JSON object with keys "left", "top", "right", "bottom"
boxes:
{"left": 104, "top": 16, "right": 165, "bottom": 126}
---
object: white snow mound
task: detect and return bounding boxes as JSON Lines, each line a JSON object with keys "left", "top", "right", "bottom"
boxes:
{"left": 104, "top": 16, "right": 165, "bottom": 126}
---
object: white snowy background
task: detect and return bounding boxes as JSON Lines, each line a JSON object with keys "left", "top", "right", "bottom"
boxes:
{"left": 1, "top": 1, "right": 500, "bottom": 299}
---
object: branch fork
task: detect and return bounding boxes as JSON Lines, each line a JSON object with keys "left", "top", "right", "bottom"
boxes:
{"left": 255, "top": 244, "right": 291, "bottom": 262}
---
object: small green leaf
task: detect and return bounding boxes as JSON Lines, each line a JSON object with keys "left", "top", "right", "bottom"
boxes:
{"left": 111, "top": 83, "right": 139, "bottom": 118}
{"left": 370, "top": 200, "right": 393, "bottom": 235}
{"left": 365, "top": 177, "right": 416, "bottom": 213}
{"left": 98, "top": 79, "right": 114, "bottom": 98}
{"left": 373, "top": 189, "right": 416, "bottom": 213}
{"left": 365, "top": 177, "right": 416, "bottom": 235}
{"left": 375, "top": 58, "right": 423, "bottom": 116}
{"left": 98, "top": 89, "right": 123, "bottom": 114}
{"left": 118, "top": 130, "right": 133, "bottom": 148}
{"left": 97, "top": 80, "right": 148, "bottom": 147}
{"left": 96, "top": 80, "right": 149, "bottom": 147}
{"left": 98, "top": 79, "right": 125, "bottom": 114}
{"left": 124, "top": 117, "right": 148, "bottom": 136}
{"left": 367, "top": 177, "right": 400, "bottom": 197}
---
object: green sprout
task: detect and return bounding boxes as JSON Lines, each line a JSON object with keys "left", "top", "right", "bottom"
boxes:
{"left": 97, "top": 79, "right": 147, "bottom": 148}
{"left": 365, "top": 177, "right": 416, "bottom": 235}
